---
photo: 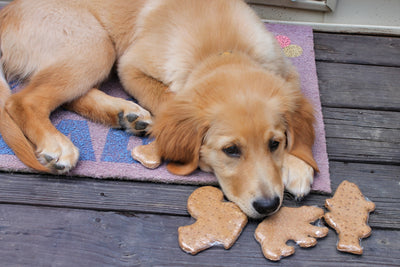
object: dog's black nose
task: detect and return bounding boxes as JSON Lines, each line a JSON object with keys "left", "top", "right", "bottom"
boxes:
{"left": 252, "top": 196, "right": 281, "bottom": 215}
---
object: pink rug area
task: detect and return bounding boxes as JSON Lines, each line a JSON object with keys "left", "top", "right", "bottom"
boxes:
{"left": 0, "top": 24, "right": 331, "bottom": 193}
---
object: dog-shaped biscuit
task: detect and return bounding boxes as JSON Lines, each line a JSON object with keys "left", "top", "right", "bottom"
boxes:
{"left": 255, "top": 206, "right": 328, "bottom": 261}
{"left": 178, "top": 186, "right": 248, "bottom": 255}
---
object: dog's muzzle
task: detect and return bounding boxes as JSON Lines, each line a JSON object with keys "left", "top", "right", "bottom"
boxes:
{"left": 252, "top": 196, "right": 281, "bottom": 216}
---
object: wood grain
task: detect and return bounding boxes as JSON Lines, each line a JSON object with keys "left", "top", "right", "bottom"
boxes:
{"left": 1, "top": 204, "right": 399, "bottom": 266}
{"left": 323, "top": 108, "right": 400, "bottom": 164}
{"left": 314, "top": 33, "right": 400, "bottom": 67}
{"left": 317, "top": 62, "right": 400, "bottom": 110}
{"left": 1, "top": 161, "right": 399, "bottom": 229}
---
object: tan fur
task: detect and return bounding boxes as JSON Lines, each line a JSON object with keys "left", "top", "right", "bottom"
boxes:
{"left": 0, "top": 0, "right": 318, "bottom": 218}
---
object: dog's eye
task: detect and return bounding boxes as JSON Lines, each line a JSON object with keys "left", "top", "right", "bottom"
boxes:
{"left": 269, "top": 140, "right": 280, "bottom": 152}
{"left": 222, "top": 145, "right": 241, "bottom": 157}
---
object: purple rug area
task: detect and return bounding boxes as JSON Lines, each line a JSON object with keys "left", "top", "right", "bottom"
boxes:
{"left": 0, "top": 24, "right": 331, "bottom": 193}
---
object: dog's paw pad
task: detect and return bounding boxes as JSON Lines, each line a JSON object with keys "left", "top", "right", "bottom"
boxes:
{"left": 324, "top": 181, "right": 375, "bottom": 255}
{"left": 118, "top": 111, "right": 152, "bottom": 136}
{"left": 38, "top": 152, "right": 57, "bottom": 165}
{"left": 178, "top": 186, "right": 248, "bottom": 255}
{"left": 42, "top": 154, "right": 55, "bottom": 163}
{"left": 255, "top": 206, "right": 328, "bottom": 261}
{"left": 134, "top": 121, "right": 149, "bottom": 131}
{"left": 125, "top": 113, "right": 139, "bottom": 123}
{"left": 38, "top": 154, "right": 77, "bottom": 174}
{"left": 131, "top": 142, "right": 161, "bottom": 169}
{"left": 54, "top": 163, "right": 66, "bottom": 171}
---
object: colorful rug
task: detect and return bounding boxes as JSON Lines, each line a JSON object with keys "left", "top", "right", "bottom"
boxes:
{"left": 0, "top": 24, "right": 331, "bottom": 193}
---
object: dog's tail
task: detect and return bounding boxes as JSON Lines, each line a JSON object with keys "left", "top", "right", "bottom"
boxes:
{"left": 0, "top": 59, "right": 50, "bottom": 172}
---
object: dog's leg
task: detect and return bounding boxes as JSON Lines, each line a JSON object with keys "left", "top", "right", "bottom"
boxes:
{"left": 5, "top": 83, "right": 80, "bottom": 173}
{"left": 65, "top": 88, "right": 152, "bottom": 135}
{"left": 4, "top": 62, "right": 113, "bottom": 173}
{"left": 118, "top": 65, "right": 173, "bottom": 116}
{"left": 282, "top": 153, "right": 314, "bottom": 200}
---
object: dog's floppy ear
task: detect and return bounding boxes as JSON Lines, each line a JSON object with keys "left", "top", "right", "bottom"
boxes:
{"left": 151, "top": 98, "right": 209, "bottom": 176}
{"left": 285, "top": 97, "right": 319, "bottom": 172}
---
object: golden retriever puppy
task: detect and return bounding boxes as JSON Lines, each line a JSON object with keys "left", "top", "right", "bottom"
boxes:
{"left": 0, "top": 0, "right": 318, "bottom": 218}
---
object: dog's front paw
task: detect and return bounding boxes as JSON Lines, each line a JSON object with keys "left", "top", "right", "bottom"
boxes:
{"left": 36, "top": 134, "right": 79, "bottom": 174}
{"left": 118, "top": 105, "right": 152, "bottom": 136}
{"left": 282, "top": 154, "right": 314, "bottom": 200}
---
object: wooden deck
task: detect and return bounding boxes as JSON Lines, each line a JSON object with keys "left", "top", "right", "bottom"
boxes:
{"left": 0, "top": 32, "right": 399, "bottom": 266}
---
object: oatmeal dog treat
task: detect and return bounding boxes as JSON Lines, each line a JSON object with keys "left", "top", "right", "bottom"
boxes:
{"left": 255, "top": 206, "right": 328, "bottom": 261}
{"left": 178, "top": 186, "right": 248, "bottom": 255}
{"left": 131, "top": 142, "right": 161, "bottom": 169}
{"left": 324, "top": 180, "right": 375, "bottom": 255}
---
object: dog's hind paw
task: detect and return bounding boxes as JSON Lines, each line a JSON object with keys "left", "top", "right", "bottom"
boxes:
{"left": 282, "top": 154, "right": 314, "bottom": 199}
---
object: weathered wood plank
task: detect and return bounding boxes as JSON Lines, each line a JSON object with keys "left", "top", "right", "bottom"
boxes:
{"left": 323, "top": 107, "right": 400, "bottom": 164}
{"left": 0, "top": 172, "right": 193, "bottom": 216}
{"left": 324, "top": 108, "right": 399, "bottom": 142}
{"left": 326, "top": 138, "right": 399, "bottom": 164}
{"left": 314, "top": 33, "right": 400, "bottom": 67}
{"left": 1, "top": 204, "right": 399, "bottom": 266}
{"left": 1, "top": 161, "right": 399, "bottom": 229}
{"left": 317, "top": 62, "right": 400, "bottom": 110}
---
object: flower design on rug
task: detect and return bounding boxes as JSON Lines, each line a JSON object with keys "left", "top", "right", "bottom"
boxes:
{"left": 275, "top": 35, "right": 303, "bottom": 58}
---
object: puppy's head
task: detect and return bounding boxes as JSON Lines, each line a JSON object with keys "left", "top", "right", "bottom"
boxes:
{"left": 152, "top": 66, "right": 313, "bottom": 219}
